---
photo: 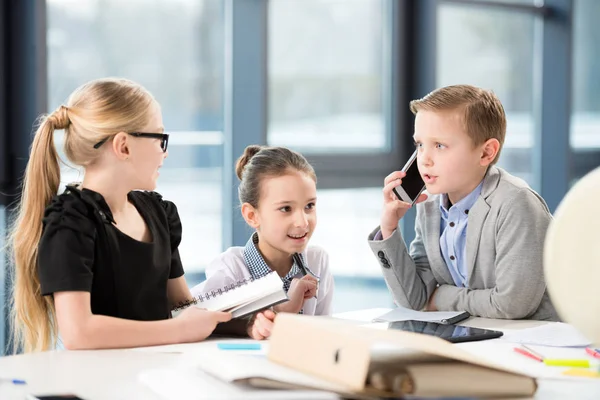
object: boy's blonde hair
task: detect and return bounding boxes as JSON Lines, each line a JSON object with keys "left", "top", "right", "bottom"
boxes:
{"left": 9, "top": 78, "right": 157, "bottom": 353}
{"left": 409, "top": 84, "right": 506, "bottom": 164}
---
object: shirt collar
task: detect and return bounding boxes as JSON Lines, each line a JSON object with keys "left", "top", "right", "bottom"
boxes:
{"left": 243, "top": 232, "right": 302, "bottom": 283}
{"left": 440, "top": 180, "right": 484, "bottom": 217}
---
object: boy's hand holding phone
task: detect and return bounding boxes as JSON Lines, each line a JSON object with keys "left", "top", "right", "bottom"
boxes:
{"left": 380, "top": 150, "right": 428, "bottom": 239}
{"left": 381, "top": 171, "right": 426, "bottom": 239}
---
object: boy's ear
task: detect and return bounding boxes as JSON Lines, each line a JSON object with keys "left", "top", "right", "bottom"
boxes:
{"left": 241, "top": 203, "right": 260, "bottom": 228}
{"left": 479, "top": 138, "right": 500, "bottom": 167}
{"left": 112, "top": 132, "right": 130, "bottom": 160}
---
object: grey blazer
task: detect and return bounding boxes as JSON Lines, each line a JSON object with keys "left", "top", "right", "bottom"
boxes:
{"left": 368, "top": 166, "right": 559, "bottom": 321}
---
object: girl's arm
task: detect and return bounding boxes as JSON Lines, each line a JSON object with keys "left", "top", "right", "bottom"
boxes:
{"left": 54, "top": 291, "right": 230, "bottom": 350}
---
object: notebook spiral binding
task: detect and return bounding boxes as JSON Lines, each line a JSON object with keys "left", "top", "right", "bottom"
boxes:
{"left": 172, "top": 274, "right": 269, "bottom": 312}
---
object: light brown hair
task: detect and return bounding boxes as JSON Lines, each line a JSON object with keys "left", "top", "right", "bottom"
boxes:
{"left": 409, "top": 84, "right": 506, "bottom": 164}
{"left": 235, "top": 145, "right": 316, "bottom": 208}
{"left": 9, "top": 78, "right": 157, "bottom": 352}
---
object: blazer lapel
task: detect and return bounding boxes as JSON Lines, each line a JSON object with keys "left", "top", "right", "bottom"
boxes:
{"left": 465, "top": 166, "right": 499, "bottom": 280}
{"left": 423, "top": 199, "right": 454, "bottom": 284}
{"left": 465, "top": 198, "right": 490, "bottom": 280}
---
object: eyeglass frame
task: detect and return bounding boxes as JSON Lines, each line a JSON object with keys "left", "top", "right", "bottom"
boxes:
{"left": 93, "top": 132, "right": 170, "bottom": 152}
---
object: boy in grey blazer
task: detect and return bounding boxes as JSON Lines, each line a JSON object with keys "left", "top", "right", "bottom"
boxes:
{"left": 368, "top": 85, "right": 559, "bottom": 321}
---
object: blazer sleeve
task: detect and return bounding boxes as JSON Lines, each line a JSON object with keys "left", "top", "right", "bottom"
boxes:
{"left": 433, "top": 189, "right": 551, "bottom": 318}
{"left": 367, "top": 205, "right": 437, "bottom": 311}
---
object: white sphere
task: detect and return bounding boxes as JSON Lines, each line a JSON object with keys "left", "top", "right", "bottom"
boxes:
{"left": 544, "top": 166, "right": 600, "bottom": 344}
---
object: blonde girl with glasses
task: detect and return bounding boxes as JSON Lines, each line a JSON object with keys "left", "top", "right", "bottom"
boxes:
{"left": 10, "top": 78, "right": 231, "bottom": 353}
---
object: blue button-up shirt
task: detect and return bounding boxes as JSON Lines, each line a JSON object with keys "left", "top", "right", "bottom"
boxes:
{"left": 439, "top": 182, "right": 483, "bottom": 287}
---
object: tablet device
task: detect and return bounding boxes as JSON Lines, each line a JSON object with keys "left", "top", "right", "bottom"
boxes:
{"left": 386, "top": 320, "right": 503, "bottom": 343}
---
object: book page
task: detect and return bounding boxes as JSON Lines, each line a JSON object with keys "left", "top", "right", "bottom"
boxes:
{"left": 139, "top": 366, "right": 339, "bottom": 400}
{"left": 194, "top": 351, "right": 351, "bottom": 394}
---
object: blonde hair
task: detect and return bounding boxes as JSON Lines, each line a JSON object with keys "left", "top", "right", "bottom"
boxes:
{"left": 9, "top": 78, "right": 157, "bottom": 352}
{"left": 409, "top": 84, "right": 507, "bottom": 164}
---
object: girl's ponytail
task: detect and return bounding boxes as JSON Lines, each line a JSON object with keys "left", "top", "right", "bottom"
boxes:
{"left": 10, "top": 106, "right": 68, "bottom": 352}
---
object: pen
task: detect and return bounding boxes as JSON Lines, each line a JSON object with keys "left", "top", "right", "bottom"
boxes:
{"left": 513, "top": 347, "right": 543, "bottom": 362}
{"left": 521, "top": 344, "right": 545, "bottom": 360}
{"left": 0, "top": 378, "right": 27, "bottom": 385}
{"left": 586, "top": 348, "right": 600, "bottom": 359}
{"left": 440, "top": 312, "right": 470, "bottom": 325}
{"left": 513, "top": 345, "right": 595, "bottom": 368}
{"left": 294, "top": 253, "right": 320, "bottom": 300}
{"left": 543, "top": 359, "right": 591, "bottom": 368}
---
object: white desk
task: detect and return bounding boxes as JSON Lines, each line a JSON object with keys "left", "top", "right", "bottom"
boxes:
{"left": 0, "top": 309, "right": 599, "bottom": 400}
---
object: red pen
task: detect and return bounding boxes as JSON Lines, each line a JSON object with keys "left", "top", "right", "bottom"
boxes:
{"left": 585, "top": 348, "right": 600, "bottom": 359}
{"left": 513, "top": 346, "right": 544, "bottom": 362}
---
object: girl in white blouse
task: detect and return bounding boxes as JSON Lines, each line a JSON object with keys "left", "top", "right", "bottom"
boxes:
{"left": 192, "top": 145, "right": 334, "bottom": 336}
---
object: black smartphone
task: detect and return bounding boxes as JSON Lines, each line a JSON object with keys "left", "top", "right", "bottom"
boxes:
{"left": 26, "top": 395, "right": 86, "bottom": 400}
{"left": 392, "top": 149, "right": 426, "bottom": 205}
{"left": 386, "top": 320, "right": 503, "bottom": 343}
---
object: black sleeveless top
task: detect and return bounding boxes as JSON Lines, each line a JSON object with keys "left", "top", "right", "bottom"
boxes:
{"left": 38, "top": 186, "right": 184, "bottom": 321}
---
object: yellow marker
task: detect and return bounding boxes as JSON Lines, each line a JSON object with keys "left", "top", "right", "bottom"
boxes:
{"left": 543, "top": 359, "right": 590, "bottom": 368}
{"left": 562, "top": 368, "right": 600, "bottom": 378}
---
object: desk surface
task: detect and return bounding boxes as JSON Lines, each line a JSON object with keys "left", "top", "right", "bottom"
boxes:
{"left": 1, "top": 309, "right": 599, "bottom": 400}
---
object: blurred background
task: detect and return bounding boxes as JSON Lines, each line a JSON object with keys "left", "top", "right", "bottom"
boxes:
{"left": 0, "top": 0, "right": 597, "bottom": 354}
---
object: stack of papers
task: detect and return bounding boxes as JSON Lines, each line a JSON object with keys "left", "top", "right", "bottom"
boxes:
{"left": 500, "top": 322, "right": 592, "bottom": 347}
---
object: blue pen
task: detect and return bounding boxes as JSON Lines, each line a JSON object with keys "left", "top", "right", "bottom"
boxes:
{"left": 0, "top": 378, "right": 27, "bottom": 385}
{"left": 217, "top": 343, "right": 262, "bottom": 350}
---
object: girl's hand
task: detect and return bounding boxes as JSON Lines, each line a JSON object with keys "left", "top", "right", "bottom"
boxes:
{"left": 274, "top": 276, "right": 318, "bottom": 314}
{"left": 247, "top": 309, "right": 277, "bottom": 340}
{"left": 176, "top": 307, "right": 232, "bottom": 343}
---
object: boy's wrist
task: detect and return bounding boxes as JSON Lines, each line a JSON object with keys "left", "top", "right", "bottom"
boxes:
{"left": 380, "top": 227, "right": 396, "bottom": 240}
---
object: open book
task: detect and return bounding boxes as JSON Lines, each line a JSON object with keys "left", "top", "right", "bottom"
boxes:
{"left": 172, "top": 272, "right": 288, "bottom": 319}
{"left": 261, "top": 314, "right": 538, "bottom": 398}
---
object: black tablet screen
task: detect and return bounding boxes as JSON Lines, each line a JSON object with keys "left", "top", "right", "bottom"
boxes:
{"left": 387, "top": 320, "right": 503, "bottom": 343}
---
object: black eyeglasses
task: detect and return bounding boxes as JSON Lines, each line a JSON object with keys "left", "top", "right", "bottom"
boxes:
{"left": 93, "top": 132, "right": 170, "bottom": 152}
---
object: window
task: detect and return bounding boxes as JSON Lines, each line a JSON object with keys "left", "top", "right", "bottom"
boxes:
{"left": 267, "top": 0, "right": 396, "bottom": 312}
{"left": 47, "top": 0, "right": 224, "bottom": 273}
{"left": 310, "top": 187, "right": 394, "bottom": 311}
{"left": 268, "top": 0, "right": 386, "bottom": 154}
{"left": 571, "top": 0, "right": 600, "bottom": 182}
{"left": 436, "top": 3, "right": 536, "bottom": 185}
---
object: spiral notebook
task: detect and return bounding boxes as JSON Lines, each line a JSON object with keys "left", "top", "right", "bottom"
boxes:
{"left": 172, "top": 272, "right": 288, "bottom": 319}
